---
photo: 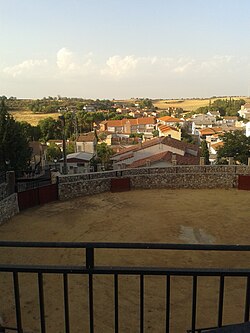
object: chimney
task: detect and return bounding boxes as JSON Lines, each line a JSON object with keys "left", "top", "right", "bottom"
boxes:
{"left": 172, "top": 154, "right": 177, "bottom": 166}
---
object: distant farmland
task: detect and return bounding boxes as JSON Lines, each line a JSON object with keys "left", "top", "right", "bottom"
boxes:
{"left": 9, "top": 110, "right": 61, "bottom": 126}
{"left": 8, "top": 96, "right": 250, "bottom": 126}
{"left": 153, "top": 96, "right": 250, "bottom": 111}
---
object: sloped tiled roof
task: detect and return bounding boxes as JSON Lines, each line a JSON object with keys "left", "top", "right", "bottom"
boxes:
{"left": 128, "top": 151, "right": 199, "bottom": 168}
{"left": 158, "top": 124, "right": 179, "bottom": 133}
{"left": 102, "top": 117, "right": 155, "bottom": 128}
{"left": 158, "top": 116, "right": 183, "bottom": 122}
{"left": 210, "top": 142, "right": 224, "bottom": 150}
{"left": 199, "top": 127, "right": 223, "bottom": 136}
{"left": 112, "top": 136, "right": 199, "bottom": 158}
{"left": 77, "top": 132, "right": 96, "bottom": 142}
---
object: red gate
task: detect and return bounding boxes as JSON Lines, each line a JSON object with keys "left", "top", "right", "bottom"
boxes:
{"left": 111, "top": 178, "right": 131, "bottom": 192}
{"left": 17, "top": 184, "right": 58, "bottom": 210}
{"left": 238, "top": 175, "right": 250, "bottom": 190}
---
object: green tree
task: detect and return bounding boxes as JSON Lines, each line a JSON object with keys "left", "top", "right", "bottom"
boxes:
{"left": 217, "top": 130, "right": 250, "bottom": 165}
{"left": 19, "top": 121, "right": 41, "bottom": 141}
{"left": 38, "top": 117, "right": 62, "bottom": 142}
{"left": 200, "top": 141, "right": 210, "bottom": 165}
{"left": 139, "top": 98, "right": 153, "bottom": 109}
{"left": 152, "top": 130, "right": 159, "bottom": 137}
{"left": 46, "top": 143, "right": 62, "bottom": 162}
{"left": 96, "top": 143, "right": 114, "bottom": 169}
{"left": 0, "top": 99, "right": 31, "bottom": 172}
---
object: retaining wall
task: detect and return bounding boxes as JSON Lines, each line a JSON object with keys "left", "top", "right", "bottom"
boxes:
{"left": 0, "top": 193, "right": 19, "bottom": 224}
{"left": 0, "top": 183, "right": 7, "bottom": 201}
{"left": 58, "top": 165, "right": 250, "bottom": 200}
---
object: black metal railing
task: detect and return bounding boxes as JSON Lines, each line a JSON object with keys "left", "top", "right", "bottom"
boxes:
{"left": 0, "top": 242, "right": 250, "bottom": 333}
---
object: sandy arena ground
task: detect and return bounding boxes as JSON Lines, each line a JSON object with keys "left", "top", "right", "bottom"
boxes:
{"left": 0, "top": 188, "right": 250, "bottom": 332}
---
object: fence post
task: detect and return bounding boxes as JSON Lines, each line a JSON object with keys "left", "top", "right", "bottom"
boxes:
{"left": 86, "top": 248, "right": 94, "bottom": 269}
{"left": 6, "top": 171, "right": 15, "bottom": 195}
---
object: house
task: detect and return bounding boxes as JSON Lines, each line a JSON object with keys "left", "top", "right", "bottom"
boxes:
{"left": 158, "top": 124, "right": 181, "bottom": 140}
{"left": 190, "top": 114, "right": 217, "bottom": 134}
{"left": 222, "top": 116, "right": 238, "bottom": 127}
{"left": 111, "top": 136, "right": 200, "bottom": 169}
{"left": 83, "top": 105, "right": 96, "bottom": 112}
{"left": 105, "top": 133, "right": 140, "bottom": 146}
{"left": 59, "top": 152, "right": 94, "bottom": 174}
{"left": 246, "top": 122, "right": 250, "bottom": 137}
{"left": 198, "top": 127, "right": 223, "bottom": 141}
{"left": 206, "top": 110, "right": 221, "bottom": 117}
{"left": 157, "top": 116, "right": 184, "bottom": 128}
{"left": 238, "top": 104, "right": 250, "bottom": 120}
{"left": 29, "top": 141, "right": 47, "bottom": 173}
{"left": 76, "top": 132, "right": 97, "bottom": 154}
{"left": 100, "top": 117, "right": 156, "bottom": 134}
{"left": 209, "top": 141, "right": 224, "bottom": 164}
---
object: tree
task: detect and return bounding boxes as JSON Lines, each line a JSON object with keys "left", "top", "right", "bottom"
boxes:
{"left": 200, "top": 141, "right": 210, "bottom": 165}
{"left": 138, "top": 99, "right": 153, "bottom": 109}
{"left": 96, "top": 143, "right": 114, "bottom": 169}
{"left": 19, "top": 121, "right": 41, "bottom": 141}
{"left": 38, "top": 117, "right": 62, "bottom": 142}
{"left": 217, "top": 130, "right": 250, "bottom": 165}
{"left": 152, "top": 130, "right": 159, "bottom": 137}
{"left": 46, "top": 143, "right": 62, "bottom": 162}
{"left": 0, "top": 99, "right": 31, "bottom": 172}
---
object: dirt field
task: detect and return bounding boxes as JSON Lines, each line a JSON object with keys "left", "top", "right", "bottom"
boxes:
{"left": 153, "top": 96, "right": 250, "bottom": 111}
{"left": 0, "top": 188, "right": 250, "bottom": 332}
{"left": 9, "top": 110, "right": 60, "bottom": 126}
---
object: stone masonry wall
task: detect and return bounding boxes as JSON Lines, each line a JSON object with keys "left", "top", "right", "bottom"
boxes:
{"left": 0, "top": 193, "right": 19, "bottom": 224}
{"left": 0, "top": 183, "right": 7, "bottom": 201}
{"left": 59, "top": 178, "right": 111, "bottom": 200}
{"left": 58, "top": 165, "right": 250, "bottom": 200}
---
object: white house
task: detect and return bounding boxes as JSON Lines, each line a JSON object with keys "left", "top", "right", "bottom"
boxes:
{"left": 59, "top": 152, "right": 94, "bottom": 174}
{"left": 238, "top": 104, "right": 250, "bottom": 120}
{"left": 246, "top": 122, "right": 250, "bottom": 137}
{"left": 76, "top": 132, "right": 97, "bottom": 154}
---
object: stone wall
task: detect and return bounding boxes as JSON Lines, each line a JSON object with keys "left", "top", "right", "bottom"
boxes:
{"left": 0, "top": 183, "right": 7, "bottom": 201}
{"left": 0, "top": 172, "right": 19, "bottom": 224}
{"left": 59, "top": 177, "right": 111, "bottom": 200}
{"left": 58, "top": 165, "right": 250, "bottom": 200}
{"left": 130, "top": 173, "right": 235, "bottom": 190}
{"left": 0, "top": 193, "right": 19, "bottom": 224}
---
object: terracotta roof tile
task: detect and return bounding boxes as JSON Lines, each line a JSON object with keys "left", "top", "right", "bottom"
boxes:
{"left": 158, "top": 124, "right": 179, "bottom": 132}
{"left": 112, "top": 136, "right": 199, "bottom": 159}
{"left": 158, "top": 116, "right": 183, "bottom": 122}
{"left": 128, "top": 151, "right": 199, "bottom": 168}
{"left": 77, "top": 132, "right": 96, "bottom": 142}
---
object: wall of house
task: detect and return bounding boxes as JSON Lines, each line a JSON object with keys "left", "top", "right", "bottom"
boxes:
{"left": 58, "top": 165, "right": 250, "bottom": 200}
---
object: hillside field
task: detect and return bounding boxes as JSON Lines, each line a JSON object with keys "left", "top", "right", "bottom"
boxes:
{"left": 9, "top": 110, "right": 60, "bottom": 126}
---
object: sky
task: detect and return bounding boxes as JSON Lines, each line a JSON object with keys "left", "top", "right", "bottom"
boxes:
{"left": 1, "top": 0, "right": 250, "bottom": 99}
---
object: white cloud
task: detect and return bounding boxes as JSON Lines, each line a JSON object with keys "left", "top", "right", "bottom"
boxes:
{"left": 101, "top": 55, "right": 138, "bottom": 77}
{"left": 56, "top": 47, "right": 76, "bottom": 71}
{"left": 56, "top": 47, "right": 96, "bottom": 75}
{"left": 3, "top": 59, "right": 48, "bottom": 77}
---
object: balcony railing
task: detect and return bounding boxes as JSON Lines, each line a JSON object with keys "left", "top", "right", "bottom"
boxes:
{"left": 0, "top": 242, "right": 249, "bottom": 333}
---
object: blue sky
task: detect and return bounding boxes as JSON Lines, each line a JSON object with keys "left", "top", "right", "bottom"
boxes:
{"left": 1, "top": 0, "right": 250, "bottom": 99}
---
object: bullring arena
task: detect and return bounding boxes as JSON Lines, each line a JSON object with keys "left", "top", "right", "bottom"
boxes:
{"left": 0, "top": 187, "right": 250, "bottom": 332}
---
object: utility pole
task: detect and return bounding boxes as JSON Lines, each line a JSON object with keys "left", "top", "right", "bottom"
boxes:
{"left": 59, "top": 115, "right": 68, "bottom": 174}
